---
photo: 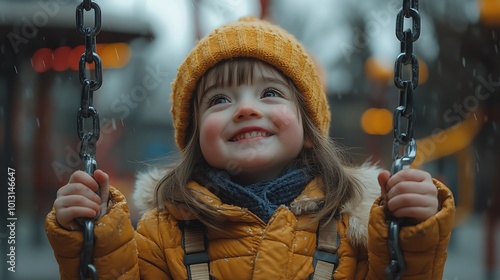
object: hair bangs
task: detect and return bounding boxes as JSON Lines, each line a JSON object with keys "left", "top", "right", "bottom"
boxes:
{"left": 198, "top": 58, "right": 294, "bottom": 97}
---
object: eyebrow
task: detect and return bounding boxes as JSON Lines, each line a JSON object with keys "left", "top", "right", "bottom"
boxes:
{"left": 260, "top": 75, "right": 291, "bottom": 89}
{"left": 199, "top": 74, "right": 291, "bottom": 102}
{"left": 202, "top": 84, "right": 218, "bottom": 96}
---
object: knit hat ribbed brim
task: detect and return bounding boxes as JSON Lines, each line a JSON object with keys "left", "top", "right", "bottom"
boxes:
{"left": 171, "top": 17, "right": 330, "bottom": 149}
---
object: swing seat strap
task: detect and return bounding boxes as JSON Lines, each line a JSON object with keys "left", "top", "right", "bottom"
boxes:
{"left": 181, "top": 220, "right": 211, "bottom": 280}
{"left": 310, "top": 218, "right": 340, "bottom": 280}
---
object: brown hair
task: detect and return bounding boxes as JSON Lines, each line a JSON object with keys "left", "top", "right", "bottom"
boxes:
{"left": 156, "top": 58, "right": 362, "bottom": 228}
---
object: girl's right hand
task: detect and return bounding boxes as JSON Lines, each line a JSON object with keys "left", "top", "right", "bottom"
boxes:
{"left": 53, "top": 169, "right": 109, "bottom": 231}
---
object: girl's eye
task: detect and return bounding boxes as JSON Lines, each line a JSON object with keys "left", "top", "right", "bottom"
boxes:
{"left": 262, "top": 88, "right": 282, "bottom": 98}
{"left": 208, "top": 94, "right": 230, "bottom": 106}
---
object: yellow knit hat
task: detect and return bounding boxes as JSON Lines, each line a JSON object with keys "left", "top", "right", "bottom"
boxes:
{"left": 171, "top": 17, "right": 330, "bottom": 149}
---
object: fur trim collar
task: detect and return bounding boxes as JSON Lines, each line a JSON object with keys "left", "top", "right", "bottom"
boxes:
{"left": 133, "top": 163, "right": 382, "bottom": 246}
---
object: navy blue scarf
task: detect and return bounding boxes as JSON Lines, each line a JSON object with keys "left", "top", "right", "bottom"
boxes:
{"left": 196, "top": 167, "right": 311, "bottom": 223}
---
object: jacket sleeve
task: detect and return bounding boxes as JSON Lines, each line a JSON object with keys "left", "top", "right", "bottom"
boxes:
{"left": 134, "top": 208, "right": 190, "bottom": 280}
{"left": 134, "top": 209, "right": 172, "bottom": 279}
{"left": 366, "top": 179, "right": 455, "bottom": 280}
{"left": 45, "top": 186, "right": 140, "bottom": 279}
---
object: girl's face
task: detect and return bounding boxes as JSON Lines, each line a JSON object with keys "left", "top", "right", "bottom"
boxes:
{"left": 197, "top": 61, "right": 309, "bottom": 185}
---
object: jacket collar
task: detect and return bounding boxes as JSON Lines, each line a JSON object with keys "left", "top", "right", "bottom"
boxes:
{"left": 133, "top": 162, "right": 382, "bottom": 246}
{"left": 164, "top": 178, "right": 326, "bottom": 222}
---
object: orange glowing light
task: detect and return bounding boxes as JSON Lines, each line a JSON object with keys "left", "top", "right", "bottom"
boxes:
{"left": 360, "top": 108, "right": 393, "bottom": 135}
{"left": 31, "top": 43, "right": 131, "bottom": 72}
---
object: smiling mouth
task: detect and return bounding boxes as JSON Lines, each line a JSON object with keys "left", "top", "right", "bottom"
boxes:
{"left": 230, "top": 131, "right": 272, "bottom": 142}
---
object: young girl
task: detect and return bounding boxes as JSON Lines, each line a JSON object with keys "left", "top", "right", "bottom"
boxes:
{"left": 46, "top": 17, "right": 454, "bottom": 279}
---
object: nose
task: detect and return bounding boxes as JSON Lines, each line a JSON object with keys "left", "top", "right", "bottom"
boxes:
{"left": 233, "top": 102, "right": 262, "bottom": 122}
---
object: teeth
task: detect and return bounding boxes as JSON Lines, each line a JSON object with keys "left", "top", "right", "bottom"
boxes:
{"left": 233, "top": 131, "right": 268, "bottom": 141}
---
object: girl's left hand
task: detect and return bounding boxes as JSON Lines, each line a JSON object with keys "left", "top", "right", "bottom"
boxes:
{"left": 377, "top": 169, "right": 439, "bottom": 223}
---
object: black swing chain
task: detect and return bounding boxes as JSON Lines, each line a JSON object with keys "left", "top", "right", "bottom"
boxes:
{"left": 76, "top": 0, "right": 102, "bottom": 279}
{"left": 387, "top": 0, "right": 420, "bottom": 279}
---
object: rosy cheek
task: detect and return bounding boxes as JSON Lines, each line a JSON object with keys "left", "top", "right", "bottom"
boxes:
{"left": 200, "top": 116, "right": 224, "bottom": 144}
{"left": 270, "top": 105, "right": 296, "bottom": 130}
{"left": 199, "top": 115, "right": 227, "bottom": 167}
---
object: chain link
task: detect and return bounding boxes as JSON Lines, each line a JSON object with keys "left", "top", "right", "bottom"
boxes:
{"left": 76, "top": 1, "right": 102, "bottom": 279}
{"left": 387, "top": 0, "right": 421, "bottom": 279}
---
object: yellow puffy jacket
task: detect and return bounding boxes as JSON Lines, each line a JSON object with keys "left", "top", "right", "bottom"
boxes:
{"left": 46, "top": 165, "right": 454, "bottom": 279}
